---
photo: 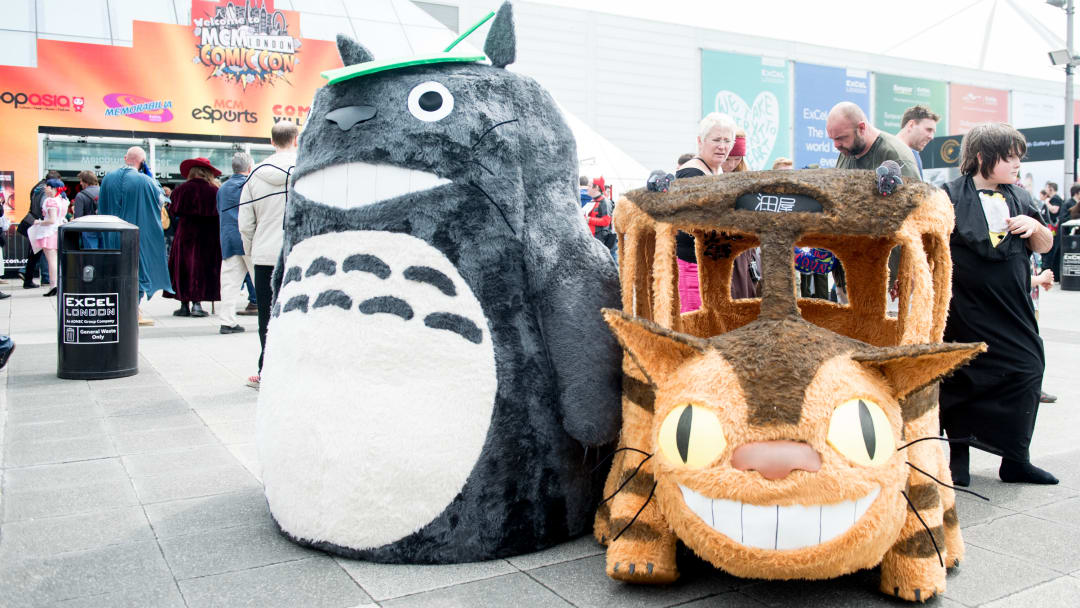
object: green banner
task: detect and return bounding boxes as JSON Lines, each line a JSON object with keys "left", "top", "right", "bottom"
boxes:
{"left": 873, "top": 74, "right": 947, "bottom": 132}
{"left": 701, "top": 50, "right": 791, "bottom": 170}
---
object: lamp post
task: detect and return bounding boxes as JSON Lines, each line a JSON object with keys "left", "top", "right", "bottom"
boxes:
{"left": 1049, "top": 0, "right": 1076, "bottom": 191}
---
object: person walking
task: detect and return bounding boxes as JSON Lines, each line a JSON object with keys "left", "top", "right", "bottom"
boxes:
{"left": 239, "top": 121, "right": 298, "bottom": 389}
{"left": 19, "top": 170, "right": 63, "bottom": 288}
{"left": 167, "top": 158, "right": 222, "bottom": 318}
{"left": 216, "top": 152, "right": 253, "bottom": 334}
{"left": 99, "top": 147, "right": 172, "bottom": 325}
{"left": 940, "top": 123, "right": 1058, "bottom": 487}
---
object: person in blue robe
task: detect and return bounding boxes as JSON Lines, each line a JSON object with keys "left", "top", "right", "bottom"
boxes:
{"left": 98, "top": 147, "right": 173, "bottom": 324}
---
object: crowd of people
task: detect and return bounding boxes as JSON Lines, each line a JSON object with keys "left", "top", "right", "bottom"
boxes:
{"left": 8, "top": 121, "right": 299, "bottom": 390}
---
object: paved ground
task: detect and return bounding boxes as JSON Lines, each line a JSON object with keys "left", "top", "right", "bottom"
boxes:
{"left": 1, "top": 281, "right": 1078, "bottom": 608}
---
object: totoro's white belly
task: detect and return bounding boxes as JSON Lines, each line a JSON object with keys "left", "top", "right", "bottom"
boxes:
{"left": 257, "top": 230, "right": 497, "bottom": 550}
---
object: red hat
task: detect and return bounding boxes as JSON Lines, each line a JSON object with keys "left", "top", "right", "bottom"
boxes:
{"left": 729, "top": 136, "right": 747, "bottom": 158}
{"left": 592, "top": 176, "right": 605, "bottom": 191}
{"left": 179, "top": 157, "right": 222, "bottom": 178}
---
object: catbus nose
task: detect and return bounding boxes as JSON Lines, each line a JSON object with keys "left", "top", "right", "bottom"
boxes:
{"left": 731, "top": 440, "right": 822, "bottom": 480}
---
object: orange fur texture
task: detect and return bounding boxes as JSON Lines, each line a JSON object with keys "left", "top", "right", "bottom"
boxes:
{"left": 598, "top": 171, "right": 976, "bottom": 603}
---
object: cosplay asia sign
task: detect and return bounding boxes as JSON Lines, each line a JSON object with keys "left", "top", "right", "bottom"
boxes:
{"left": 792, "top": 63, "right": 869, "bottom": 168}
{"left": 0, "top": 0, "right": 341, "bottom": 220}
{"left": 873, "top": 74, "right": 947, "bottom": 132}
{"left": 701, "top": 50, "right": 792, "bottom": 170}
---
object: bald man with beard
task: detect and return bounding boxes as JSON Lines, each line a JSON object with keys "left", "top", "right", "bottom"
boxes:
{"left": 826, "top": 102, "right": 920, "bottom": 180}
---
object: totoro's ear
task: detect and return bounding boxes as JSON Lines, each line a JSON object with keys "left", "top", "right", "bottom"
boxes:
{"left": 484, "top": 2, "right": 516, "bottom": 68}
{"left": 602, "top": 309, "right": 705, "bottom": 386}
{"left": 337, "top": 34, "right": 374, "bottom": 66}
{"left": 853, "top": 342, "right": 986, "bottom": 400}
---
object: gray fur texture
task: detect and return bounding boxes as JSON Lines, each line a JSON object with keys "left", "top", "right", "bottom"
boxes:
{"left": 484, "top": 2, "right": 516, "bottom": 68}
{"left": 336, "top": 34, "right": 373, "bottom": 65}
{"left": 266, "top": 1, "right": 622, "bottom": 563}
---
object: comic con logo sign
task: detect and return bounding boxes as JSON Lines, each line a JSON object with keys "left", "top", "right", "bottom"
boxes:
{"left": 1, "top": 91, "right": 85, "bottom": 112}
{"left": 103, "top": 93, "right": 174, "bottom": 123}
{"left": 193, "top": 1, "right": 301, "bottom": 88}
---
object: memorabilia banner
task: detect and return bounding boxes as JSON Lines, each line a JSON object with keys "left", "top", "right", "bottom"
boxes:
{"left": 873, "top": 73, "right": 947, "bottom": 132}
{"left": 701, "top": 50, "right": 792, "bottom": 170}
{"left": 792, "top": 63, "right": 869, "bottom": 168}
{"left": 949, "top": 84, "right": 1008, "bottom": 134}
{"left": 0, "top": 0, "right": 343, "bottom": 219}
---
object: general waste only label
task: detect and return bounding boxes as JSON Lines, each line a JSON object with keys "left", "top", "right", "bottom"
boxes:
{"left": 63, "top": 293, "right": 119, "bottom": 344}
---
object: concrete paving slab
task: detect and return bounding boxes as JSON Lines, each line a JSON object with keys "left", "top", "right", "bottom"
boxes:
{"left": 0, "top": 540, "right": 175, "bottom": 608}
{"left": 526, "top": 554, "right": 736, "bottom": 608}
{"left": 158, "top": 521, "right": 316, "bottom": 580}
{"left": 4, "top": 402, "right": 104, "bottom": 425}
{"left": 3, "top": 457, "right": 128, "bottom": 488}
{"left": 1036, "top": 451, "right": 1080, "bottom": 491}
{"left": 1026, "top": 496, "right": 1080, "bottom": 530}
{"left": 337, "top": 556, "right": 517, "bottom": 601}
{"left": 4, "top": 417, "right": 108, "bottom": 443}
{"left": 103, "top": 412, "right": 206, "bottom": 434}
{"left": 2, "top": 477, "right": 139, "bottom": 521}
{"left": 963, "top": 513, "right": 1080, "bottom": 574}
{"left": 506, "top": 534, "right": 606, "bottom": 571}
{"left": 738, "top": 568, "right": 920, "bottom": 607}
{"left": 143, "top": 489, "right": 270, "bottom": 539}
{"left": 121, "top": 445, "right": 241, "bottom": 477}
{"left": 226, "top": 442, "right": 261, "bottom": 480}
{"left": 203, "top": 418, "right": 256, "bottom": 445}
{"left": 131, "top": 462, "right": 260, "bottom": 504}
{"left": 382, "top": 572, "right": 573, "bottom": 608}
{"left": 178, "top": 556, "right": 371, "bottom": 608}
{"left": 3, "top": 434, "right": 116, "bottom": 467}
{"left": 982, "top": 576, "right": 1080, "bottom": 608}
{"left": 111, "top": 425, "right": 220, "bottom": 455}
{"left": 941, "top": 544, "right": 1059, "bottom": 605}
{"left": 670, "top": 592, "right": 770, "bottom": 608}
{"left": 47, "top": 583, "right": 187, "bottom": 608}
{"left": 961, "top": 476, "right": 1080, "bottom": 513}
{"left": 954, "top": 492, "right": 1015, "bottom": 528}
{"left": 98, "top": 398, "right": 192, "bottom": 418}
{"left": 0, "top": 505, "right": 154, "bottom": 562}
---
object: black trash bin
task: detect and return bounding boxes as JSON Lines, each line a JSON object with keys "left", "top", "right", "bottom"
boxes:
{"left": 1061, "top": 219, "right": 1080, "bottom": 292}
{"left": 56, "top": 215, "right": 140, "bottom": 379}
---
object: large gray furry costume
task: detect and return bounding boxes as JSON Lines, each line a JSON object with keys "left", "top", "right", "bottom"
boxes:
{"left": 255, "top": 3, "right": 623, "bottom": 563}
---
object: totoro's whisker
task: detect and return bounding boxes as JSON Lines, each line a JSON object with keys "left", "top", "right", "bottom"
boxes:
{"left": 600, "top": 454, "right": 652, "bottom": 505}
{"left": 611, "top": 481, "right": 658, "bottom": 542}
{"left": 470, "top": 180, "right": 516, "bottom": 236}
{"left": 900, "top": 490, "right": 944, "bottom": 567}
{"left": 468, "top": 159, "right": 495, "bottom": 176}
{"left": 906, "top": 462, "right": 989, "bottom": 501}
{"left": 590, "top": 446, "right": 651, "bottom": 474}
{"left": 471, "top": 119, "right": 519, "bottom": 149}
{"left": 896, "top": 436, "right": 974, "bottom": 452}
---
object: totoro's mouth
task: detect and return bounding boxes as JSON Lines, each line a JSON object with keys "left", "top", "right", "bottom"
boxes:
{"left": 678, "top": 484, "right": 881, "bottom": 551}
{"left": 293, "top": 163, "right": 451, "bottom": 209}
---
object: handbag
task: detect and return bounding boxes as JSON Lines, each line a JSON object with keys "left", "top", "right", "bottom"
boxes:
{"left": 16, "top": 212, "right": 34, "bottom": 238}
{"left": 160, "top": 204, "right": 171, "bottom": 230}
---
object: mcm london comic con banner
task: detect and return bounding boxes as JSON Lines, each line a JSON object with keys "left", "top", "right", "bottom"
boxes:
{"left": 873, "top": 73, "right": 947, "bottom": 133}
{"left": 792, "top": 62, "right": 869, "bottom": 169}
{"left": 0, "top": 0, "right": 343, "bottom": 220}
{"left": 701, "top": 50, "right": 792, "bottom": 170}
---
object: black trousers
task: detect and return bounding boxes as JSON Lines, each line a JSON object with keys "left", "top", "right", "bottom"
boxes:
{"left": 254, "top": 264, "right": 274, "bottom": 373}
{"left": 23, "top": 247, "right": 43, "bottom": 286}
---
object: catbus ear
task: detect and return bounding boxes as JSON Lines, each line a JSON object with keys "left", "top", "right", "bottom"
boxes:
{"left": 852, "top": 342, "right": 986, "bottom": 400}
{"left": 601, "top": 309, "right": 706, "bottom": 385}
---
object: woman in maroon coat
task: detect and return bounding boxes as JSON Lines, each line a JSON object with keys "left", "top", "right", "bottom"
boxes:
{"left": 168, "top": 158, "right": 222, "bottom": 317}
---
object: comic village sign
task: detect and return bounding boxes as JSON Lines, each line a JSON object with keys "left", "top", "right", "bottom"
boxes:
{"left": 0, "top": 0, "right": 342, "bottom": 220}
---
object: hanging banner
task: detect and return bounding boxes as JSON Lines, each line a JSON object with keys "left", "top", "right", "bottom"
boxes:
{"left": 792, "top": 63, "right": 869, "bottom": 169}
{"left": 949, "top": 84, "right": 1008, "bottom": 134}
{"left": 702, "top": 50, "right": 791, "bottom": 170}
{"left": 0, "top": 0, "right": 343, "bottom": 220}
{"left": 873, "top": 74, "right": 947, "bottom": 133}
{"left": 1011, "top": 91, "right": 1077, "bottom": 129}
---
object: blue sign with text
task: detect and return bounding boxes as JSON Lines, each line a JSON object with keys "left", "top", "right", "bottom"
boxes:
{"left": 793, "top": 63, "right": 869, "bottom": 169}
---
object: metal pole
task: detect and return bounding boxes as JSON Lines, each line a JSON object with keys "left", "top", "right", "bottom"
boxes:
{"left": 1067, "top": 0, "right": 1075, "bottom": 191}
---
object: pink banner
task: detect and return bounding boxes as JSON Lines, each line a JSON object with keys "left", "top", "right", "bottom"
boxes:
{"left": 949, "top": 84, "right": 1009, "bottom": 135}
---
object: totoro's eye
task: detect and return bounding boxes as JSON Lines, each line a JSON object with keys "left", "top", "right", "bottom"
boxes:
{"left": 827, "top": 399, "right": 894, "bottom": 467}
{"left": 657, "top": 404, "right": 726, "bottom": 468}
{"left": 408, "top": 81, "right": 454, "bottom": 122}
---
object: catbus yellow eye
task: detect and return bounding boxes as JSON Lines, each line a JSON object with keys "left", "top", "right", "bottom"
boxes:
{"left": 827, "top": 399, "right": 895, "bottom": 467}
{"left": 658, "top": 404, "right": 726, "bottom": 468}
